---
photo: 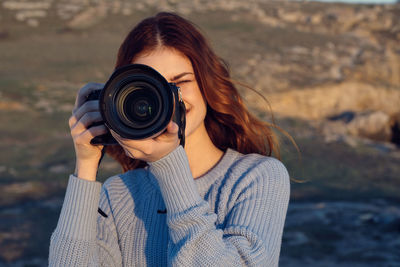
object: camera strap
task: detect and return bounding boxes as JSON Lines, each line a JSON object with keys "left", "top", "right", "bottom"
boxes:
{"left": 177, "top": 87, "right": 186, "bottom": 148}
{"left": 97, "top": 147, "right": 107, "bottom": 169}
{"left": 178, "top": 100, "right": 186, "bottom": 147}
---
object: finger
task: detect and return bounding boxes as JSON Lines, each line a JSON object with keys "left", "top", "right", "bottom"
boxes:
{"left": 73, "top": 100, "right": 100, "bottom": 123}
{"left": 85, "top": 124, "right": 108, "bottom": 140}
{"left": 109, "top": 130, "right": 143, "bottom": 150}
{"left": 109, "top": 130, "right": 154, "bottom": 156}
{"left": 74, "top": 82, "right": 103, "bottom": 109}
{"left": 69, "top": 101, "right": 100, "bottom": 127}
{"left": 74, "top": 82, "right": 104, "bottom": 111}
{"left": 166, "top": 121, "right": 179, "bottom": 134}
{"left": 122, "top": 147, "right": 141, "bottom": 159}
{"left": 68, "top": 114, "right": 76, "bottom": 128}
{"left": 109, "top": 129, "right": 122, "bottom": 142}
{"left": 75, "top": 125, "right": 108, "bottom": 145}
{"left": 155, "top": 122, "right": 179, "bottom": 142}
{"left": 70, "top": 111, "right": 103, "bottom": 134}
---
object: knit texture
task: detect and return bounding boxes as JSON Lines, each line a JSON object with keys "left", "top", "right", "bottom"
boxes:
{"left": 49, "top": 146, "right": 290, "bottom": 266}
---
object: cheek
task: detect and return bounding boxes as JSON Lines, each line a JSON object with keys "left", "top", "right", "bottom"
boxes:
{"left": 183, "top": 84, "right": 206, "bottom": 108}
{"left": 198, "top": 97, "right": 207, "bottom": 117}
{"left": 197, "top": 90, "right": 207, "bottom": 117}
{"left": 185, "top": 94, "right": 207, "bottom": 127}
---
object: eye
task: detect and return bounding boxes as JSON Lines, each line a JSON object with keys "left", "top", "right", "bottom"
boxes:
{"left": 175, "top": 80, "right": 192, "bottom": 85}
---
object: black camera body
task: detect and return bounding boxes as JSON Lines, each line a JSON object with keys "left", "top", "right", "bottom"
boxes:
{"left": 86, "top": 64, "right": 186, "bottom": 146}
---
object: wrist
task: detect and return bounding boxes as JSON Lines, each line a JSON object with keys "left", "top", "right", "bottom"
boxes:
{"left": 74, "top": 159, "right": 99, "bottom": 181}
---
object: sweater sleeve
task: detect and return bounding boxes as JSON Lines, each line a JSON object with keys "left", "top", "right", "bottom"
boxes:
{"left": 49, "top": 175, "right": 122, "bottom": 267}
{"left": 148, "top": 146, "right": 290, "bottom": 267}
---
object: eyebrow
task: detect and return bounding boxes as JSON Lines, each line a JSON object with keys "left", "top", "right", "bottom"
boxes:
{"left": 170, "top": 72, "right": 194, "bottom": 81}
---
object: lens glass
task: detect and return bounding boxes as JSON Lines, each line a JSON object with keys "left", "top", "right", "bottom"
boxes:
{"left": 116, "top": 83, "right": 161, "bottom": 129}
{"left": 125, "top": 90, "right": 156, "bottom": 121}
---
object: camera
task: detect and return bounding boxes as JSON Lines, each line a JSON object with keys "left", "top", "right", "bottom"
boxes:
{"left": 86, "top": 64, "right": 186, "bottom": 146}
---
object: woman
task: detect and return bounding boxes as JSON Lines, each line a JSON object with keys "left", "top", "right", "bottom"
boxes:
{"left": 49, "top": 12, "right": 290, "bottom": 266}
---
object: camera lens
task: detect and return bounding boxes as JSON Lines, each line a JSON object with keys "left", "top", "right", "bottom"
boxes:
{"left": 116, "top": 83, "right": 161, "bottom": 129}
{"left": 99, "top": 64, "right": 176, "bottom": 140}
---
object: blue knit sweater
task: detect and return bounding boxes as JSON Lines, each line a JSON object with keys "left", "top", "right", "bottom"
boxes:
{"left": 49, "top": 146, "right": 290, "bottom": 266}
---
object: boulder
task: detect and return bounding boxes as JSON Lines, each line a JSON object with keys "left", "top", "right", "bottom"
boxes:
{"left": 346, "top": 110, "right": 392, "bottom": 142}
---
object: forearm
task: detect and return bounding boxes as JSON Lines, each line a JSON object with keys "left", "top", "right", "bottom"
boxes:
{"left": 49, "top": 175, "right": 102, "bottom": 266}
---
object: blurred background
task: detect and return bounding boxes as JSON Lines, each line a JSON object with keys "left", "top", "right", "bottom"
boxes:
{"left": 0, "top": 0, "right": 399, "bottom": 266}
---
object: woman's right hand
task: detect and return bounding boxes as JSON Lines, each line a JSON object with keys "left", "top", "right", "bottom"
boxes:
{"left": 69, "top": 82, "right": 108, "bottom": 181}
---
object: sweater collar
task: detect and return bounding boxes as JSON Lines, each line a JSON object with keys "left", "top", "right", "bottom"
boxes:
{"left": 193, "top": 148, "right": 240, "bottom": 192}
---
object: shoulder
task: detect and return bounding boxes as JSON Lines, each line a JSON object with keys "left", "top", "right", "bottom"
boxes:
{"left": 228, "top": 150, "right": 289, "bottom": 182}
{"left": 225, "top": 150, "right": 290, "bottom": 196}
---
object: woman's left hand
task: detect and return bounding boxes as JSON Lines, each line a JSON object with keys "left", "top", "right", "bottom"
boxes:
{"left": 110, "top": 121, "right": 180, "bottom": 162}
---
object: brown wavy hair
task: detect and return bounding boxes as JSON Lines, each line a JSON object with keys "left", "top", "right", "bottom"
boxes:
{"left": 106, "top": 12, "right": 283, "bottom": 172}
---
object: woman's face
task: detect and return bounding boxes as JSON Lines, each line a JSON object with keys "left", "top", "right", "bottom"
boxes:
{"left": 132, "top": 47, "right": 207, "bottom": 140}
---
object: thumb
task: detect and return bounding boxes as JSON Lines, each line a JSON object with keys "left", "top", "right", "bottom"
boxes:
{"left": 155, "top": 121, "right": 179, "bottom": 142}
{"left": 166, "top": 121, "right": 179, "bottom": 134}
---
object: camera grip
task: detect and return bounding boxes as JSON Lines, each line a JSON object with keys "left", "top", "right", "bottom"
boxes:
{"left": 85, "top": 90, "right": 118, "bottom": 146}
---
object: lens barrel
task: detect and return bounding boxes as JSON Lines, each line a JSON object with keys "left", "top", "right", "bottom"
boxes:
{"left": 90, "top": 64, "right": 183, "bottom": 144}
